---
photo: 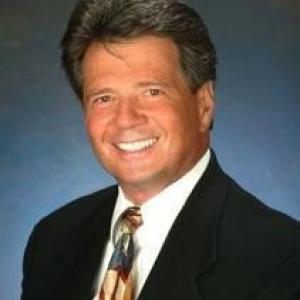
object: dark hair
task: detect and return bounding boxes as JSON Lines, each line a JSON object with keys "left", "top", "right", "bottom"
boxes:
{"left": 61, "top": 0, "right": 217, "bottom": 100}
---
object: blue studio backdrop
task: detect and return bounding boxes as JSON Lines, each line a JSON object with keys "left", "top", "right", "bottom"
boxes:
{"left": 1, "top": 0, "right": 299, "bottom": 299}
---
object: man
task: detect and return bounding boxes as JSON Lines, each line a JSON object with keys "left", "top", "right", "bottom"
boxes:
{"left": 21, "top": 0, "right": 300, "bottom": 299}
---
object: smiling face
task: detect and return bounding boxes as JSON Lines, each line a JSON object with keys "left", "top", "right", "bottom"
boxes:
{"left": 82, "top": 36, "right": 214, "bottom": 203}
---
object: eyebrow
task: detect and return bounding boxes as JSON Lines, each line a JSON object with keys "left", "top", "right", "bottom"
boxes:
{"left": 134, "top": 80, "right": 172, "bottom": 89}
{"left": 85, "top": 87, "right": 115, "bottom": 99}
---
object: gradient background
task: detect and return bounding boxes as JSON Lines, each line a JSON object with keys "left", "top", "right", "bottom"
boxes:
{"left": 1, "top": 0, "right": 299, "bottom": 299}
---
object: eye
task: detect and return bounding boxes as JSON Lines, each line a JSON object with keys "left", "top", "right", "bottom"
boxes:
{"left": 93, "top": 94, "right": 112, "bottom": 103}
{"left": 147, "top": 88, "right": 162, "bottom": 96}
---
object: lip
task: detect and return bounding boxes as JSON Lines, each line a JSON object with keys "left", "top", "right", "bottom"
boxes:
{"left": 114, "top": 137, "right": 159, "bottom": 153}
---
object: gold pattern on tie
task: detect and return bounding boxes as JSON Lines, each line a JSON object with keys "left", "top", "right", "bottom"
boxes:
{"left": 99, "top": 206, "right": 143, "bottom": 300}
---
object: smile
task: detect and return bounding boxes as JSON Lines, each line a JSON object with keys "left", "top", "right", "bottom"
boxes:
{"left": 116, "top": 138, "right": 158, "bottom": 152}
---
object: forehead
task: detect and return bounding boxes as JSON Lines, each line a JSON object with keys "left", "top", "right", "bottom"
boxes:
{"left": 82, "top": 35, "right": 183, "bottom": 77}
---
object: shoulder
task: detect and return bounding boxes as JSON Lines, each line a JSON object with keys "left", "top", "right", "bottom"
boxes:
{"left": 218, "top": 175, "right": 300, "bottom": 294}
{"left": 22, "top": 185, "right": 118, "bottom": 297}
{"left": 204, "top": 152, "right": 299, "bottom": 246}
{"left": 31, "top": 185, "right": 118, "bottom": 239}
{"left": 223, "top": 177, "right": 300, "bottom": 242}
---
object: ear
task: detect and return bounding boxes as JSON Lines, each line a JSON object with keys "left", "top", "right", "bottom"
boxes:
{"left": 195, "top": 80, "right": 215, "bottom": 132}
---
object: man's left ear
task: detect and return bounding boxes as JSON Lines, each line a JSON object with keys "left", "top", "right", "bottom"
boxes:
{"left": 196, "top": 80, "right": 215, "bottom": 132}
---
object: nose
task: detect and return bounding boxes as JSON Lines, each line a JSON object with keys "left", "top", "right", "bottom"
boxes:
{"left": 114, "top": 98, "right": 146, "bottom": 129}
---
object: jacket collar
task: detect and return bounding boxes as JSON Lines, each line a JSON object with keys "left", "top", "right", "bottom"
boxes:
{"left": 54, "top": 187, "right": 118, "bottom": 300}
{"left": 176, "top": 150, "right": 229, "bottom": 274}
{"left": 138, "top": 151, "right": 230, "bottom": 300}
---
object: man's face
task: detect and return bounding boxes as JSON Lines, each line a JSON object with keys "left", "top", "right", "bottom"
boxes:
{"left": 82, "top": 36, "right": 214, "bottom": 202}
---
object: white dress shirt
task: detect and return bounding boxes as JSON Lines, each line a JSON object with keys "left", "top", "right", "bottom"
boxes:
{"left": 92, "top": 149, "right": 210, "bottom": 299}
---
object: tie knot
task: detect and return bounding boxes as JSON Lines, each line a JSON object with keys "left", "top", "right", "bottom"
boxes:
{"left": 113, "top": 206, "right": 143, "bottom": 245}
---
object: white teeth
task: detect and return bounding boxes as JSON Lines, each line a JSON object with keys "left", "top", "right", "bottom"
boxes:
{"left": 116, "top": 138, "right": 158, "bottom": 152}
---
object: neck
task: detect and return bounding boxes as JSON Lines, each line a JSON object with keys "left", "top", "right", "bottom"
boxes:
{"left": 119, "top": 146, "right": 210, "bottom": 205}
{"left": 119, "top": 179, "right": 172, "bottom": 205}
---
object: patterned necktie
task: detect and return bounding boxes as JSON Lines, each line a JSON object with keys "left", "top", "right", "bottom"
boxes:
{"left": 99, "top": 206, "right": 143, "bottom": 300}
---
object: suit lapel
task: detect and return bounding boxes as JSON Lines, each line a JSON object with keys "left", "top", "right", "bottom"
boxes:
{"left": 138, "top": 152, "right": 230, "bottom": 300}
{"left": 54, "top": 187, "right": 118, "bottom": 300}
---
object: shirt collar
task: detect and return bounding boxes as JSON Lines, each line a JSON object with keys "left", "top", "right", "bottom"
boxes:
{"left": 110, "top": 149, "right": 211, "bottom": 240}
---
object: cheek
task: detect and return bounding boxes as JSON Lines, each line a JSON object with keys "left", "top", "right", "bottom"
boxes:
{"left": 151, "top": 110, "right": 187, "bottom": 153}
{"left": 158, "top": 104, "right": 200, "bottom": 147}
{"left": 158, "top": 105, "right": 192, "bottom": 133}
{"left": 85, "top": 115, "right": 105, "bottom": 144}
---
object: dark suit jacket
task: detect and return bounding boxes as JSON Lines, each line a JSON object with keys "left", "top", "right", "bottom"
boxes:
{"left": 21, "top": 152, "right": 300, "bottom": 300}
